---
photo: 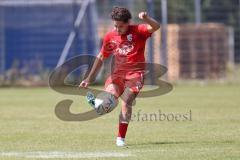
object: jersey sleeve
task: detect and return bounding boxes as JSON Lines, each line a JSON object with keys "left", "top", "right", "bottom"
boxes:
{"left": 100, "top": 32, "right": 113, "bottom": 58}
{"left": 137, "top": 24, "right": 152, "bottom": 39}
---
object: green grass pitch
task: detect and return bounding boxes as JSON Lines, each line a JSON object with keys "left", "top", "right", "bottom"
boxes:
{"left": 0, "top": 84, "right": 239, "bottom": 160}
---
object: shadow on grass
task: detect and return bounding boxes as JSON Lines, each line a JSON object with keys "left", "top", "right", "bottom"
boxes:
{"left": 128, "top": 140, "right": 236, "bottom": 147}
{"left": 127, "top": 141, "right": 195, "bottom": 147}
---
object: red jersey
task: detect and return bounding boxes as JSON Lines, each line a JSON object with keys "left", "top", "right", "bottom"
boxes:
{"left": 100, "top": 24, "right": 151, "bottom": 74}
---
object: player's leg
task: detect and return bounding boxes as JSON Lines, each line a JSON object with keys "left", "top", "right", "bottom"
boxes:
{"left": 116, "top": 88, "right": 137, "bottom": 146}
{"left": 101, "top": 76, "right": 125, "bottom": 110}
{"left": 86, "top": 76, "right": 124, "bottom": 114}
{"left": 116, "top": 72, "right": 144, "bottom": 146}
{"left": 119, "top": 88, "right": 137, "bottom": 123}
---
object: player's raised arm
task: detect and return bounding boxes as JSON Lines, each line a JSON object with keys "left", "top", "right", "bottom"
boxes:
{"left": 138, "top": 11, "right": 160, "bottom": 33}
{"left": 79, "top": 53, "right": 105, "bottom": 88}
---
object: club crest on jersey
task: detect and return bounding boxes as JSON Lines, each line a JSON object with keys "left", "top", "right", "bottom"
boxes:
{"left": 127, "top": 34, "right": 132, "bottom": 41}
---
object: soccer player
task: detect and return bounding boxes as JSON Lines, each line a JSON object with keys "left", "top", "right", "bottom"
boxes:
{"left": 79, "top": 6, "right": 160, "bottom": 146}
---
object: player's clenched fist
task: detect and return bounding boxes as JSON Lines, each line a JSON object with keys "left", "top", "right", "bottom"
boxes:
{"left": 79, "top": 80, "right": 89, "bottom": 88}
{"left": 138, "top": 11, "right": 148, "bottom": 20}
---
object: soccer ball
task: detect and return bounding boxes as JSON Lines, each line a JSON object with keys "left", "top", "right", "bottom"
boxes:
{"left": 94, "top": 92, "right": 118, "bottom": 115}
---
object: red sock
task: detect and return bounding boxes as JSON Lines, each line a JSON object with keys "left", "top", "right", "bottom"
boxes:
{"left": 117, "top": 122, "right": 128, "bottom": 138}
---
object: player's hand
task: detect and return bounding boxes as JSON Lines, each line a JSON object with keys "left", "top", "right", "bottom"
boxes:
{"left": 138, "top": 12, "right": 148, "bottom": 20}
{"left": 79, "top": 80, "right": 89, "bottom": 89}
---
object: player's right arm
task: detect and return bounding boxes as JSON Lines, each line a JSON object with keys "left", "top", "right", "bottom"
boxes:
{"left": 79, "top": 52, "right": 105, "bottom": 88}
{"left": 79, "top": 31, "right": 113, "bottom": 88}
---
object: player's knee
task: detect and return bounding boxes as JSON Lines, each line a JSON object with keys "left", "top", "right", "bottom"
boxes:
{"left": 119, "top": 111, "right": 132, "bottom": 123}
{"left": 122, "top": 95, "right": 136, "bottom": 106}
{"left": 121, "top": 89, "right": 137, "bottom": 105}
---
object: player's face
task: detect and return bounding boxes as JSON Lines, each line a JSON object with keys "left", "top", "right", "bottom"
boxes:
{"left": 113, "top": 21, "right": 129, "bottom": 35}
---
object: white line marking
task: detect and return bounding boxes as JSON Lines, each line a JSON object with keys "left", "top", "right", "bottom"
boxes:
{"left": 0, "top": 151, "right": 133, "bottom": 159}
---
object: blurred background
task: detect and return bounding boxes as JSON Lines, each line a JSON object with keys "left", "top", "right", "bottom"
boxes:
{"left": 0, "top": 0, "right": 239, "bottom": 86}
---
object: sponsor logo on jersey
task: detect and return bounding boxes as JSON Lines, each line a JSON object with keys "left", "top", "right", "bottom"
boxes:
{"left": 116, "top": 41, "right": 134, "bottom": 56}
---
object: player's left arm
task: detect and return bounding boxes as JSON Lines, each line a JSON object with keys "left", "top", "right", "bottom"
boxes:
{"left": 138, "top": 12, "right": 160, "bottom": 33}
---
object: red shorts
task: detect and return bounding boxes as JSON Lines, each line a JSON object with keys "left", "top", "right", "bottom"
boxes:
{"left": 105, "top": 71, "right": 144, "bottom": 95}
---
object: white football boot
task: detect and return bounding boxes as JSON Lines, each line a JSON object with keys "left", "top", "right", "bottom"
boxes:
{"left": 116, "top": 137, "right": 125, "bottom": 147}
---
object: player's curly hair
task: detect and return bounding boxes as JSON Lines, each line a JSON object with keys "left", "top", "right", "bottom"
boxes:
{"left": 111, "top": 6, "right": 132, "bottom": 23}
